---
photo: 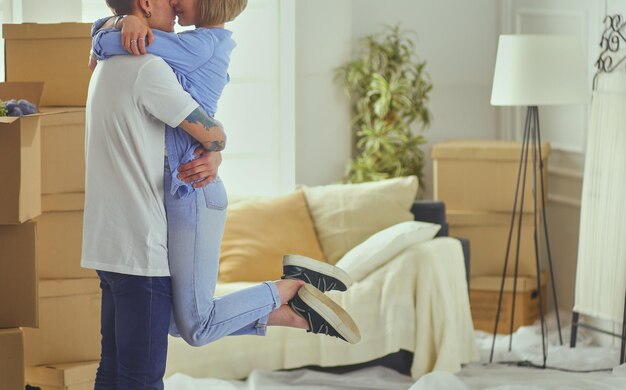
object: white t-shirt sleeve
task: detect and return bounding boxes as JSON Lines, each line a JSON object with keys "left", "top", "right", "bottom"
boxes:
{"left": 134, "top": 57, "right": 199, "bottom": 128}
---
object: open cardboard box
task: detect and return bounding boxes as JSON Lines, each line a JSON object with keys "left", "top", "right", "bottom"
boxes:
{"left": 0, "top": 82, "right": 74, "bottom": 224}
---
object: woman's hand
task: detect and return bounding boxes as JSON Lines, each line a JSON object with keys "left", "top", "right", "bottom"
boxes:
{"left": 119, "top": 15, "right": 155, "bottom": 55}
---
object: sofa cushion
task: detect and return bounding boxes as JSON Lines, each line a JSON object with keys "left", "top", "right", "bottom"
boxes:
{"left": 303, "top": 176, "right": 418, "bottom": 264}
{"left": 335, "top": 221, "right": 441, "bottom": 282}
{"left": 219, "top": 190, "right": 325, "bottom": 283}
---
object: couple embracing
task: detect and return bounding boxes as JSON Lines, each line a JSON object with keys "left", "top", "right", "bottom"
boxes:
{"left": 82, "top": 0, "right": 360, "bottom": 388}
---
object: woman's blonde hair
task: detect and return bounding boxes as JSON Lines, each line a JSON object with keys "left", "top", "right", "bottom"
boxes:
{"left": 198, "top": 0, "right": 248, "bottom": 25}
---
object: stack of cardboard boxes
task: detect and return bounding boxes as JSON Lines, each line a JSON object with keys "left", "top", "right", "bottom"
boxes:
{"left": 0, "top": 23, "right": 100, "bottom": 390}
{"left": 432, "top": 140, "right": 549, "bottom": 334}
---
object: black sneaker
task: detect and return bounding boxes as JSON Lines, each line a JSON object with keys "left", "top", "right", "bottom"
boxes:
{"left": 288, "top": 284, "right": 361, "bottom": 344}
{"left": 282, "top": 254, "right": 353, "bottom": 292}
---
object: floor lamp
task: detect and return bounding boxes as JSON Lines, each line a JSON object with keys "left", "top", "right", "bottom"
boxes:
{"left": 488, "top": 35, "right": 588, "bottom": 367}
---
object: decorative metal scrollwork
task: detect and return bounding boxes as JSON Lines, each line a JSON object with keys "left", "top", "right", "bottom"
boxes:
{"left": 594, "top": 14, "right": 626, "bottom": 89}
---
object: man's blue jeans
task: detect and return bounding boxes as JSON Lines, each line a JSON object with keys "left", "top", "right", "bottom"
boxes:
{"left": 95, "top": 270, "right": 172, "bottom": 390}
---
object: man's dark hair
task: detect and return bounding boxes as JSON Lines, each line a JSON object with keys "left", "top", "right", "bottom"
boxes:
{"left": 106, "top": 0, "right": 134, "bottom": 15}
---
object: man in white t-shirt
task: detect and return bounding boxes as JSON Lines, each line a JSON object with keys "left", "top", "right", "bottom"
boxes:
{"left": 82, "top": 1, "right": 232, "bottom": 388}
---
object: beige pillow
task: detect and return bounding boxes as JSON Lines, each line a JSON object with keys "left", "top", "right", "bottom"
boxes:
{"left": 303, "top": 176, "right": 418, "bottom": 264}
{"left": 219, "top": 190, "right": 326, "bottom": 283}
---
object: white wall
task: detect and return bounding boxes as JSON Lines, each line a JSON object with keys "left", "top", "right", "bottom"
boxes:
{"left": 294, "top": 0, "right": 352, "bottom": 186}
{"left": 21, "top": 0, "right": 82, "bottom": 22}
{"left": 350, "top": 0, "right": 500, "bottom": 198}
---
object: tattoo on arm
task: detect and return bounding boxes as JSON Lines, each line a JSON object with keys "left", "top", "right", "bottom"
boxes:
{"left": 186, "top": 107, "right": 224, "bottom": 132}
{"left": 203, "top": 140, "right": 226, "bottom": 151}
{"left": 180, "top": 107, "right": 226, "bottom": 152}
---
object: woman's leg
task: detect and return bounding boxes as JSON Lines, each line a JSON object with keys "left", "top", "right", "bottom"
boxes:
{"left": 165, "top": 169, "right": 283, "bottom": 347}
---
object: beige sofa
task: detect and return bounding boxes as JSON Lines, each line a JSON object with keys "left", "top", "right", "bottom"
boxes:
{"left": 165, "top": 177, "right": 479, "bottom": 380}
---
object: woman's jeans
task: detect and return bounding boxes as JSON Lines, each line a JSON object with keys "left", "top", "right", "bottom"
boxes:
{"left": 164, "top": 159, "right": 281, "bottom": 346}
{"left": 95, "top": 271, "right": 172, "bottom": 390}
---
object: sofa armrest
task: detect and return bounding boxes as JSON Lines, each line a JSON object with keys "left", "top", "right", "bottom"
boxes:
{"left": 410, "top": 200, "right": 470, "bottom": 287}
{"left": 410, "top": 200, "right": 449, "bottom": 237}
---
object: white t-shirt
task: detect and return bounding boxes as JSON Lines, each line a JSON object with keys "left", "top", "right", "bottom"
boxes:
{"left": 81, "top": 55, "right": 198, "bottom": 276}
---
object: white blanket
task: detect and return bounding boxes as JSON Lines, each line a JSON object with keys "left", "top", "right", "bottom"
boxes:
{"left": 165, "top": 237, "right": 479, "bottom": 379}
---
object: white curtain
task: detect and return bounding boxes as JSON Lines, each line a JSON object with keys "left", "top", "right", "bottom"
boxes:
{"left": 574, "top": 70, "right": 626, "bottom": 322}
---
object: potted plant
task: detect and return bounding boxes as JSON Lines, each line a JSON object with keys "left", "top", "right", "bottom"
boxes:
{"left": 337, "top": 25, "right": 433, "bottom": 194}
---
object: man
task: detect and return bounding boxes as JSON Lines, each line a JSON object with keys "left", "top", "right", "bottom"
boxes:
{"left": 82, "top": 0, "right": 232, "bottom": 388}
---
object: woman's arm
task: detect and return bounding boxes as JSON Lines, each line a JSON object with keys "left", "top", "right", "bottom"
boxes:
{"left": 91, "top": 16, "right": 113, "bottom": 37}
{"left": 92, "top": 15, "right": 214, "bottom": 75}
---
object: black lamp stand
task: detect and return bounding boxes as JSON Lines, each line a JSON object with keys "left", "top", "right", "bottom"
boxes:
{"left": 488, "top": 106, "right": 563, "bottom": 367}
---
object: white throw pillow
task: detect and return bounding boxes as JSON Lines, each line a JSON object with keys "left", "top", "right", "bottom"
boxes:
{"left": 335, "top": 221, "right": 441, "bottom": 282}
{"left": 303, "top": 176, "right": 418, "bottom": 264}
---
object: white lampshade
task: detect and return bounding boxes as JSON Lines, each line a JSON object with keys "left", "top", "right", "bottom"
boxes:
{"left": 491, "top": 35, "right": 588, "bottom": 106}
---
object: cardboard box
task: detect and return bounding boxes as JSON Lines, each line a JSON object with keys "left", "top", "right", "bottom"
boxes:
{"left": 470, "top": 274, "right": 547, "bottom": 334}
{"left": 432, "top": 141, "right": 550, "bottom": 212}
{"left": 0, "top": 82, "right": 43, "bottom": 224}
{"left": 42, "top": 193, "right": 85, "bottom": 213}
{"left": 448, "top": 210, "right": 541, "bottom": 277}
{"left": 36, "top": 210, "right": 95, "bottom": 280}
{"left": 26, "top": 361, "right": 98, "bottom": 390}
{"left": 3, "top": 23, "right": 93, "bottom": 106}
{"left": 0, "top": 328, "right": 25, "bottom": 390}
{"left": 23, "top": 279, "right": 101, "bottom": 366}
{"left": 0, "top": 82, "right": 76, "bottom": 224}
{"left": 40, "top": 108, "right": 86, "bottom": 195}
{"left": 0, "top": 222, "right": 38, "bottom": 328}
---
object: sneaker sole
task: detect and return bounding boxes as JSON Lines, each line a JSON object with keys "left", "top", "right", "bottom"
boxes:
{"left": 283, "top": 254, "right": 353, "bottom": 290}
{"left": 298, "top": 284, "right": 361, "bottom": 344}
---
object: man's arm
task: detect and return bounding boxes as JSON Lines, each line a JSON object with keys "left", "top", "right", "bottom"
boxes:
{"left": 178, "top": 148, "right": 222, "bottom": 187}
{"left": 135, "top": 58, "right": 226, "bottom": 188}
{"left": 136, "top": 59, "right": 226, "bottom": 150}
{"left": 177, "top": 107, "right": 226, "bottom": 152}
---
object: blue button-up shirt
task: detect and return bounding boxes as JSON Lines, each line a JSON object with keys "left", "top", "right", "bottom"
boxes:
{"left": 91, "top": 18, "right": 235, "bottom": 198}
